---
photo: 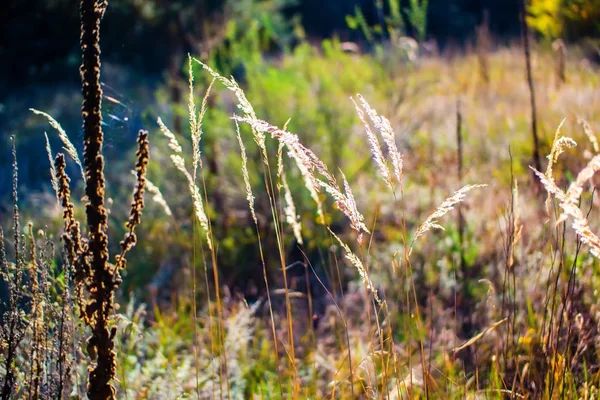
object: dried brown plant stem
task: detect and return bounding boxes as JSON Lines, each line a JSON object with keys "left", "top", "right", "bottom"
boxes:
{"left": 520, "top": 0, "right": 542, "bottom": 172}
{"left": 553, "top": 39, "right": 567, "bottom": 87}
{"left": 27, "top": 224, "right": 42, "bottom": 400}
{"left": 476, "top": 11, "right": 490, "bottom": 85}
{"left": 55, "top": 248, "right": 74, "bottom": 399}
{"left": 79, "top": 0, "right": 116, "bottom": 397}
{"left": 456, "top": 99, "right": 466, "bottom": 278}
{"left": 115, "top": 130, "right": 149, "bottom": 273}
{"left": 55, "top": 154, "right": 88, "bottom": 321}
{"left": 1, "top": 138, "right": 28, "bottom": 400}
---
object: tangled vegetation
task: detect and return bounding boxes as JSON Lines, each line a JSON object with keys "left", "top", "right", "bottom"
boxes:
{"left": 2, "top": 0, "right": 600, "bottom": 399}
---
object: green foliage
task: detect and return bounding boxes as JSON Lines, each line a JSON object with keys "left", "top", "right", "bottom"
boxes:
{"left": 346, "top": 0, "right": 429, "bottom": 43}
{"left": 405, "top": 0, "right": 429, "bottom": 41}
{"left": 527, "top": 0, "right": 565, "bottom": 39}
{"left": 527, "top": 0, "right": 600, "bottom": 39}
{"left": 210, "top": 0, "right": 298, "bottom": 71}
{"left": 346, "top": 6, "right": 375, "bottom": 42}
{"left": 561, "top": 0, "right": 600, "bottom": 38}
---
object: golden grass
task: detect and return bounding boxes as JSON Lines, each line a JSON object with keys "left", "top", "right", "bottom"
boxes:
{"left": 234, "top": 119, "right": 258, "bottom": 225}
{"left": 158, "top": 117, "right": 212, "bottom": 249}
{"left": 31, "top": 108, "right": 86, "bottom": 183}
{"left": 143, "top": 176, "right": 173, "bottom": 217}
{"left": 234, "top": 115, "right": 370, "bottom": 235}
{"left": 8, "top": 42, "right": 600, "bottom": 399}
{"left": 534, "top": 127, "right": 600, "bottom": 258}
{"left": 411, "top": 184, "right": 487, "bottom": 254}
{"left": 328, "top": 228, "right": 382, "bottom": 306}
{"left": 44, "top": 132, "right": 59, "bottom": 201}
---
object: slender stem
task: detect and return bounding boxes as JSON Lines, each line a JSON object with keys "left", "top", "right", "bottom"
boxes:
{"left": 520, "top": 0, "right": 542, "bottom": 172}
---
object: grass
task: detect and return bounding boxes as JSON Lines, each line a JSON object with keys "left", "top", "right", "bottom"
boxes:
{"left": 3, "top": 2, "right": 600, "bottom": 398}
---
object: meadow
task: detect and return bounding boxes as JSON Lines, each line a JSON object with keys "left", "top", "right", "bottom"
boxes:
{"left": 2, "top": 1, "right": 600, "bottom": 399}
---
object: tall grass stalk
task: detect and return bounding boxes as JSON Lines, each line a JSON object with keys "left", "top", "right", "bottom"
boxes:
{"left": 237, "top": 121, "right": 284, "bottom": 395}
{"left": 520, "top": 0, "right": 542, "bottom": 172}
{"left": 193, "top": 60, "right": 302, "bottom": 394}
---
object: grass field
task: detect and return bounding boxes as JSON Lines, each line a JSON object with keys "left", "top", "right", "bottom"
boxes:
{"left": 2, "top": 10, "right": 600, "bottom": 398}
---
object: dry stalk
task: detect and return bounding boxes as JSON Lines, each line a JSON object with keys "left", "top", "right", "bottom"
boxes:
{"left": 520, "top": 0, "right": 542, "bottom": 172}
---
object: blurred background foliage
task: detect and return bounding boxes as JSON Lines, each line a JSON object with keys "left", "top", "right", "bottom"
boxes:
{"left": 527, "top": 0, "right": 600, "bottom": 40}
{"left": 1, "top": 0, "right": 599, "bottom": 301}
{"left": 4, "top": 0, "right": 598, "bottom": 90}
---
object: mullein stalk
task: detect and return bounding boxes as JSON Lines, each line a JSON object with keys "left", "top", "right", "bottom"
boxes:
{"left": 79, "top": 1, "right": 116, "bottom": 396}
{"left": 77, "top": 1, "right": 149, "bottom": 397}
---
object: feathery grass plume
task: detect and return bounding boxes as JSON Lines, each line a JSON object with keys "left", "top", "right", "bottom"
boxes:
{"left": 356, "top": 94, "right": 403, "bottom": 185}
{"left": 276, "top": 118, "right": 293, "bottom": 181}
{"left": 188, "top": 55, "right": 199, "bottom": 152}
{"left": 142, "top": 176, "right": 173, "bottom": 217}
{"left": 565, "top": 155, "right": 600, "bottom": 202}
{"left": 547, "top": 137, "right": 576, "bottom": 168}
{"left": 198, "top": 78, "right": 215, "bottom": 130}
{"left": 249, "top": 116, "right": 365, "bottom": 232}
{"left": 571, "top": 216, "right": 600, "bottom": 258}
{"left": 351, "top": 97, "right": 391, "bottom": 188}
{"left": 282, "top": 170, "right": 303, "bottom": 245}
{"left": 277, "top": 141, "right": 285, "bottom": 180}
{"left": 31, "top": 108, "right": 86, "bottom": 183}
{"left": 544, "top": 119, "right": 570, "bottom": 179}
{"left": 115, "top": 130, "right": 149, "bottom": 272}
{"left": 279, "top": 135, "right": 324, "bottom": 224}
{"left": 193, "top": 58, "right": 271, "bottom": 167}
{"left": 278, "top": 134, "right": 304, "bottom": 244}
{"left": 530, "top": 167, "right": 567, "bottom": 203}
{"left": 328, "top": 228, "right": 382, "bottom": 306}
{"left": 411, "top": 184, "right": 487, "bottom": 254}
{"left": 557, "top": 155, "right": 600, "bottom": 225}
{"left": 44, "top": 132, "right": 60, "bottom": 202}
{"left": 170, "top": 154, "right": 213, "bottom": 250}
{"left": 339, "top": 171, "right": 366, "bottom": 237}
{"left": 193, "top": 60, "right": 256, "bottom": 120}
{"left": 235, "top": 115, "right": 370, "bottom": 234}
{"left": 543, "top": 120, "right": 575, "bottom": 214}
{"left": 194, "top": 78, "right": 215, "bottom": 172}
{"left": 157, "top": 117, "right": 183, "bottom": 153}
{"left": 158, "top": 118, "right": 213, "bottom": 249}
{"left": 235, "top": 119, "right": 257, "bottom": 225}
{"left": 188, "top": 54, "right": 216, "bottom": 179}
{"left": 293, "top": 145, "right": 325, "bottom": 224}
{"left": 531, "top": 166, "right": 600, "bottom": 258}
{"left": 578, "top": 117, "right": 599, "bottom": 153}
